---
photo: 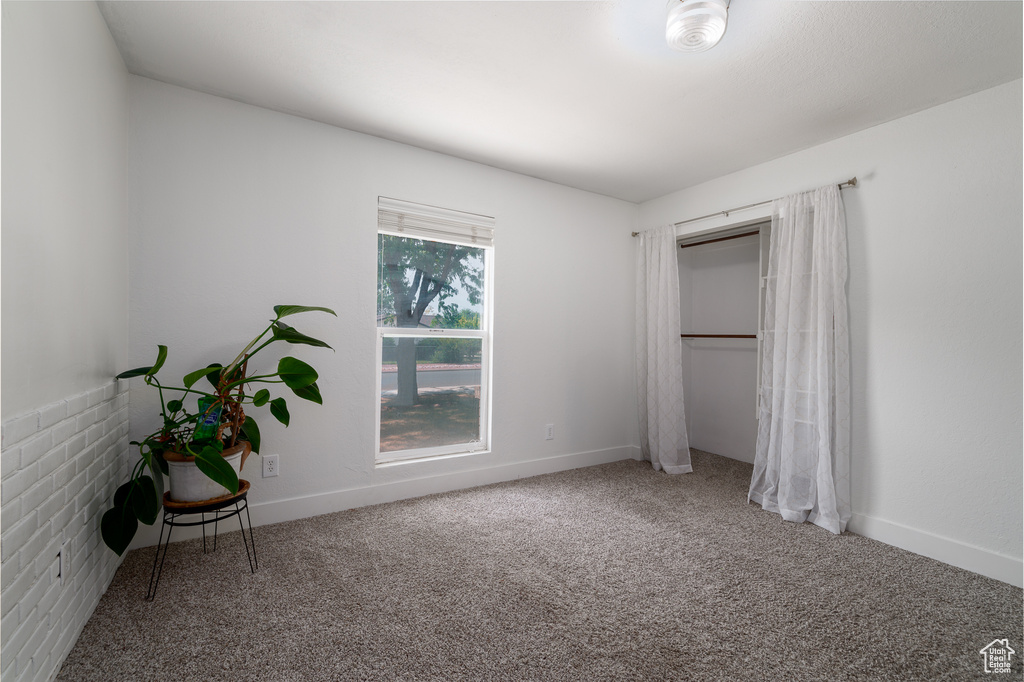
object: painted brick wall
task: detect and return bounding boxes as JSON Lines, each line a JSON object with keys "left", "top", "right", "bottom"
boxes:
{"left": 1, "top": 381, "right": 130, "bottom": 681}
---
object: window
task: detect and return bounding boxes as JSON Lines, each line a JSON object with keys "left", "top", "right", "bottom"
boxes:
{"left": 375, "top": 197, "right": 493, "bottom": 463}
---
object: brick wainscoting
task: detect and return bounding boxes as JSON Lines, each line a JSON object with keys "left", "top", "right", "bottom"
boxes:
{"left": 1, "top": 381, "right": 130, "bottom": 681}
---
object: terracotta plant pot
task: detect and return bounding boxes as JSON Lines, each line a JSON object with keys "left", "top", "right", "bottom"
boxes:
{"left": 163, "top": 442, "right": 251, "bottom": 502}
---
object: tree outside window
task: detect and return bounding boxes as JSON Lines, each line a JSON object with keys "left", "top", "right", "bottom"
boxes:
{"left": 375, "top": 199, "right": 492, "bottom": 461}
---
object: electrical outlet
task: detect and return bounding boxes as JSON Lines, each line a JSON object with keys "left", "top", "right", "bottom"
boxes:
{"left": 58, "top": 539, "right": 70, "bottom": 587}
{"left": 263, "top": 454, "right": 279, "bottom": 478}
{"left": 545, "top": 424, "right": 554, "bottom": 440}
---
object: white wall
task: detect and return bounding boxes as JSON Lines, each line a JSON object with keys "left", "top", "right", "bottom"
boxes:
{"left": 1, "top": 2, "right": 130, "bottom": 416}
{"left": 1, "top": 2, "right": 132, "bottom": 680}
{"left": 125, "top": 77, "right": 640, "bottom": 546}
{"left": 641, "top": 80, "right": 1024, "bottom": 586}
{"left": 678, "top": 235, "right": 760, "bottom": 461}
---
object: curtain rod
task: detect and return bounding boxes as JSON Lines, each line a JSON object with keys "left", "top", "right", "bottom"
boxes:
{"left": 631, "top": 177, "right": 857, "bottom": 237}
{"left": 681, "top": 334, "right": 757, "bottom": 339}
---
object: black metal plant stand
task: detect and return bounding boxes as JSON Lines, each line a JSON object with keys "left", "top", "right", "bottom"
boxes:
{"left": 146, "top": 480, "right": 257, "bottom": 601}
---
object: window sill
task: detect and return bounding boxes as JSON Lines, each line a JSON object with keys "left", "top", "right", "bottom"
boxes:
{"left": 375, "top": 448, "right": 491, "bottom": 468}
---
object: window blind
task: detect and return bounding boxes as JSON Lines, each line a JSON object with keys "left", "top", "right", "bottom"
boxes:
{"left": 378, "top": 196, "right": 494, "bottom": 248}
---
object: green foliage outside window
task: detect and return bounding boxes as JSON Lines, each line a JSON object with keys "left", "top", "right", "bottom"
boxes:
{"left": 431, "top": 310, "right": 481, "bottom": 364}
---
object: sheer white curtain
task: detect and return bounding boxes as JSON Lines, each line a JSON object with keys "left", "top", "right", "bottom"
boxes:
{"left": 635, "top": 225, "right": 692, "bottom": 474}
{"left": 749, "top": 184, "right": 850, "bottom": 533}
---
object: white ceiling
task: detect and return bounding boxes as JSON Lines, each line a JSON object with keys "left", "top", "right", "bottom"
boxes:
{"left": 97, "top": 1, "right": 1022, "bottom": 203}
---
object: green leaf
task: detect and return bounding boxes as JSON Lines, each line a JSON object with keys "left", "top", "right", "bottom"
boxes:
{"left": 183, "top": 365, "right": 222, "bottom": 389}
{"left": 157, "top": 451, "right": 169, "bottom": 475}
{"left": 131, "top": 475, "right": 160, "bottom": 525}
{"left": 148, "top": 345, "right": 168, "bottom": 377}
{"left": 269, "top": 398, "right": 290, "bottom": 426}
{"left": 116, "top": 366, "right": 154, "bottom": 379}
{"left": 119, "top": 344, "right": 171, "bottom": 379}
{"left": 113, "top": 480, "right": 133, "bottom": 509}
{"left": 273, "top": 305, "right": 337, "bottom": 319}
{"left": 291, "top": 381, "right": 323, "bottom": 405}
{"left": 239, "top": 415, "right": 261, "bottom": 455}
{"left": 166, "top": 399, "right": 183, "bottom": 413}
{"left": 271, "top": 321, "right": 333, "bottom": 350}
{"left": 277, "top": 357, "right": 318, "bottom": 390}
{"left": 204, "top": 363, "right": 223, "bottom": 388}
{"left": 101, "top": 502, "right": 138, "bottom": 556}
{"left": 144, "top": 452, "right": 166, "bottom": 498}
{"left": 252, "top": 389, "right": 270, "bottom": 407}
{"left": 193, "top": 445, "right": 239, "bottom": 495}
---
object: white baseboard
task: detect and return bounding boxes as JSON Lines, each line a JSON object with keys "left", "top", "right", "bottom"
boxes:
{"left": 129, "top": 446, "right": 642, "bottom": 550}
{"left": 254, "top": 446, "right": 640, "bottom": 528}
{"left": 126, "top": 448, "right": 1020, "bottom": 590}
{"left": 847, "top": 512, "right": 1023, "bottom": 588}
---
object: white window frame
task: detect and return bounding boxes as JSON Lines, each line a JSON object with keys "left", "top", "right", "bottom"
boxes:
{"left": 375, "top": 197, "right": 494, "bottom": 465}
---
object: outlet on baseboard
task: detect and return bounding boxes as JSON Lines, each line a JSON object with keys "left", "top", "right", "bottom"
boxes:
{"left": 545, "top": 424, "right": 554, "bottom": 440}
{"left": 263, "top": 454, "right": 279, "bottom": 478}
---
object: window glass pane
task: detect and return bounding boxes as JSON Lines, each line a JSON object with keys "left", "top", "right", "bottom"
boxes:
{"left": 380, "top": 337, "right": 482, "bottom": 453}
{"left": 377, "top": 234, "right": 485, "bottom": 329}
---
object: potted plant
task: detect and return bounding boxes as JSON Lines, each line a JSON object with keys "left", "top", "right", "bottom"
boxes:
{"left": 101, "top": 305, "right": 335, "bottom": 555}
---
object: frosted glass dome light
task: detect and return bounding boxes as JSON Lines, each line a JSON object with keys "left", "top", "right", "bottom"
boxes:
{"left": 666, "top": 0, "right": 729, "bottom": 53}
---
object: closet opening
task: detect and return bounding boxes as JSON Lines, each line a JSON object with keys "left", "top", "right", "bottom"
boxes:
{"left": 678, "top": 220, "right": 770, "bottom": 464}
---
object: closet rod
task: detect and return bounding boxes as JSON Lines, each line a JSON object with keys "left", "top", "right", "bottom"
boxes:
{"left": 631, "top": 177, "right": 857, "bottom": 237}
{"left": 681, "top": 334, "right": 757, "bottom": 339}
{"left": 678, "top": 230, "right": 759, "bottom": 250}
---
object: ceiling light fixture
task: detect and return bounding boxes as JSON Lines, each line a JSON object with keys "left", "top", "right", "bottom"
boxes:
{"left": 666, "top": 0, "right": 729, "bottom": 53}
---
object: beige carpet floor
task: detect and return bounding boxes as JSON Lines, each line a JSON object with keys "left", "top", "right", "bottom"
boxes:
{"left": 57, "top": 450, "right": 1022, "bottom": 681}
